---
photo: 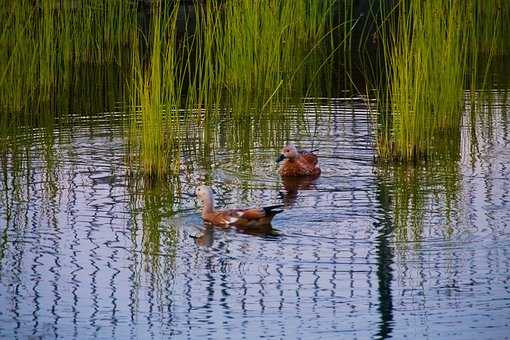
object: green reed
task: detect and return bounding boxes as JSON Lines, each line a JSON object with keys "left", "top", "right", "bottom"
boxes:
{"left": 129, "top": 0, "right": 344, "bottom": 178}
{"left": 1, "top": 0, "right": 352, "bottom": 179}
{"left": 128, "top": 1, "right": 186, "bottom": 179}
{"left": 377, "top": 0, "right": 465, "bottom": 161}
{"left": 377, "top": 0, "right": 509, "bottom": 162}
{"left": 0, "top": 0, "right": 137, "bottom": 114}
{"left": 218, "top": 0, "right": 337, "bottom": 113}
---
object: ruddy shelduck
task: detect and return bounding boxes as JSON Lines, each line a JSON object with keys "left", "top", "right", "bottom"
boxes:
{"left": 276, "top": 144, "right": 321, "bottom": 177}
{"left": 196, "top": 185, "right": 283, "bottom": 227}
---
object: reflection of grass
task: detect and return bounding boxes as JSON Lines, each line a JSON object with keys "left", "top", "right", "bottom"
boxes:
{"left": 125, "top": 176, "right": 180, "bottom": 313}
{"left": 377, "top": 146, "right": 461, "bottom": 244}
{"left": 127, "top": 176, "right": 180, "bottom": 285}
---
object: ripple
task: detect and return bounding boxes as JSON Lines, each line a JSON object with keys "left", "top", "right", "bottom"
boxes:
{"left": 1, "top": 98, "right": 510, "bottom": 339}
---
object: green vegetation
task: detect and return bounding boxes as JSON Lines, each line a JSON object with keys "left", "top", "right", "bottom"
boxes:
{"left": 1, "top": 2, "right": 509, "bottom": 323}
{"left": 0, "top": 1, "right": 137, "bottom": 116}
{"left": 128, "top": 0, "right": 345, "bottom": 178}
{"left": 376, "top": 0, "right": 509, "bottom": 161}
{"left": 129, "top": 2, "right": 180, "bottom": 179}
{"left": 1, "top": 0, "right": 509, "bottom": 174}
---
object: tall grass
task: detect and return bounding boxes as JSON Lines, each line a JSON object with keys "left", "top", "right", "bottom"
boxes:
{"left": 129, "top": 0, "right": 344, "bottom": 178}
{"left": 0, "top": 0, "right": 137, "bottom": 115}
{"left": 377, "top": 0, "right": 467, "bottom": 161}
{"left": 377, "top": 0, "right": 509, "bottom": 162}
{"left": 128, "top": 1, "right": 182, "bottom": 179}
{"left": 1, "top": 0, "right": 348, "bottom": 179}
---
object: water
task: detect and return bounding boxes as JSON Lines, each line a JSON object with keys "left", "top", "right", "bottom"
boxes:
{"left": 0, "top": 96, "right": 509, "bottom": 339}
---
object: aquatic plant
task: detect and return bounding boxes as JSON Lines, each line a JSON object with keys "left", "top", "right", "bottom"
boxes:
{"left": 376, "top": 0, "right": 509, "bottom": 162}
{"left": 376, "top": 0, "right": 465, "bottom": 161}
{"left": 0, "top": 0, "right": 137, "bottom": 114}
{"left": 129, "top": 0, "right": 344, "bottom": 178}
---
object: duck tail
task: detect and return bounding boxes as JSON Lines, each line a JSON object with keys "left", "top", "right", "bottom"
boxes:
{"left": 263, "top": 204, "right": 285, "bottom": 215}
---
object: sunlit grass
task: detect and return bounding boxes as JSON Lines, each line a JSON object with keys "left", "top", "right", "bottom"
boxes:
{"left": 128, "top": 0, "right": 343, "bottom": 178}
{"left": 0, "top": 0, "right": 137, "bottom": 114}
{"left": 377, "top": 0, "right": 466, "bottom": 161}
{"left": 377, "top": 0, "right": 509, "bottom": 162}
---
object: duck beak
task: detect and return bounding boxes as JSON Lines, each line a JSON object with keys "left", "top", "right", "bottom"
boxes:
{"left": 276, "top": 154, "right": 286, "bottom": 163}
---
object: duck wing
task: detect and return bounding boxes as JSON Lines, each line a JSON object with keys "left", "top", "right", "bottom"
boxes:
{"left": 205, "top": 206, "right": 284, "bottom": 227}
{"left": 204, "top": 210, "right": 242, "bottom": 225}
{"left": 302, "top": 153, "right": 318, "bottom": 165}
{"left": 299, "top": 150, "right": 319, "bottom": 165}
{"left": 235, "top": 205, "right": 284, "bottom": 227}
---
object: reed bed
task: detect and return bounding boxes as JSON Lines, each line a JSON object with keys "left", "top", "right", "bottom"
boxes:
{"left": 0, "top": 0, "right": 137, "bottom": 114}
{"left": 4, "top": 0, "right": 507, "bottom": 174}
{"left": 376, "top": 0, "right": 466, "bottom": 161}
{"left": 128, "top": 0, "right": 343, "bottom": 178}
{"left": 376, "top": 0, "right": 510, "bottom": 162}
{"left": 0, "top": 0, "right": 357, "bottom": 179}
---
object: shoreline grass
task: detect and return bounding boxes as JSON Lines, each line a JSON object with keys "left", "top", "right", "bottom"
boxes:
{"left": 126, "top": 0, "right": 343, "bottom": 178}
{"left": 1, "top": 0, "right": 508, "bottom": 173}
{"left": 376, "top": 0, "right": 509, "bottom": 162}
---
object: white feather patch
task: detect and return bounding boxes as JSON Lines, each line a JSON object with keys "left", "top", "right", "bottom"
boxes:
{"left": 222, "top": 216, "right": 239, "bottom": 225}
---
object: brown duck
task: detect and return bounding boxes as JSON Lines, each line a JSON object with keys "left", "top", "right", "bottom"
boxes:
{"left": 196, "top": 186, "right": 283, "bottom": 228}
{"left": 276, "top": 144, "right": 321, "bottom": 177}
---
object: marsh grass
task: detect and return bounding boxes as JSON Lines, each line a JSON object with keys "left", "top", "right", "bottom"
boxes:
{"left": 376, "top": 0, "right": 509, "bottom": 162}
{"left": 370, "top": 0, "right": 508, "bottom": 238}
{"left": 0, "top": 0, "right": 137, "bottom": 114}
{"left": 2, "top": 0, "right": 508, "bottom": 173}
{"left": 129, "top": 1, "right": 187, "bottom": 179}
{"left": 1, "top": 0, "right": 354, "bottom": 179}
{"left": 129, "top": 0, "right": 345, "bottom": 178}
{"left": 377, "top": 0, "right": 466, "bottom": 161}
{"left": 186, "top": 0, "right": 336, "bottom": 113}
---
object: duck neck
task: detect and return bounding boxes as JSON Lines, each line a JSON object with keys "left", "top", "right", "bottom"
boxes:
{"left": 201, "top": 196, "right": 214, "bottom": 216}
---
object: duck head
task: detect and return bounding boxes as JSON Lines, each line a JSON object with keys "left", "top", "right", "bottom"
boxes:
{"left": 276, "top": 144, "right": 299, "bottom": 163}
{"left": 196, "top": 185, "right": 214, "bottom": 213}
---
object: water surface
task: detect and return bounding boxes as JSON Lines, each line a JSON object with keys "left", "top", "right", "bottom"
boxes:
{"left": 1, "top": 96, "right": 509, "bottom": 339}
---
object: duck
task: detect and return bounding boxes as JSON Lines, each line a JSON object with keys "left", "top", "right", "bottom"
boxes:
{"left": 276, "top": 144, "right": 321, "bottom": 177}
{"left": 196, "top": 185, "right": 284, "bottom": 228}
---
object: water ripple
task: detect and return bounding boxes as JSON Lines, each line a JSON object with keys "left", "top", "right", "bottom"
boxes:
{"left": 1, "top": 98, "right": 510, "bottom": 338}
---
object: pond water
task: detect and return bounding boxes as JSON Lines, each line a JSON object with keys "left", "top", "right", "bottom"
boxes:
{"left": 0, "top": 94, "right": 509, "bottom": 339}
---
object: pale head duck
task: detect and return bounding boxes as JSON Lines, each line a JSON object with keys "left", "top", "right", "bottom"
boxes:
{"left": 276, "top": 144, "right": 321, "bottom": 177}
{"left": 196, "top": 185, "right": 284, "bottom": 228}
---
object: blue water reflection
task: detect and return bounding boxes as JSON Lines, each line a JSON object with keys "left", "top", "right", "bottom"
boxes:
{"left": 1, "top": 96, "right": 509, "bottom": 339}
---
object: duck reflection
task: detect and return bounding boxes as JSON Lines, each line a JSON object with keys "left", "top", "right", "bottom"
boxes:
{"left": 279, "top": 175, "right": 319, "bottom": 207}
{"left": 193, "top": 225, "right": 215, "bottom": 247}
{"left": 235, "top": 223, "right": 279, "bottom": 237}
{"left": 192, "top": 223, "right": 279, "bottom": 248}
